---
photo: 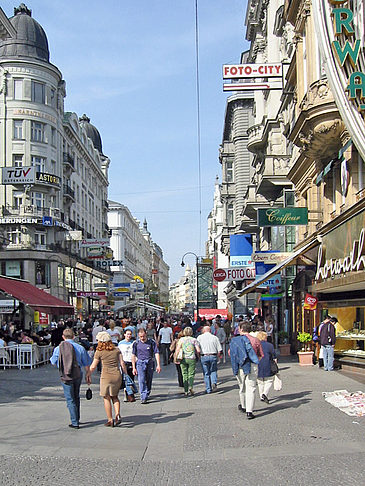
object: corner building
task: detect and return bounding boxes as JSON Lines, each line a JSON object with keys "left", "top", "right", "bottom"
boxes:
{"left": 0, "top": 5, "right": 110, "bottom": 324}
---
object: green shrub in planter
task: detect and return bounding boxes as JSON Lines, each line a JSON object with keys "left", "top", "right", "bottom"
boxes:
{"left": 297, "top": 332, "right": 312, "bottom": 351}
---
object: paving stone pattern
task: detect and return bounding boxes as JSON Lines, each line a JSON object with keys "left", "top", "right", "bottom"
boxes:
{"left": 0, "top": 357, "right": 364, "bottom": 485}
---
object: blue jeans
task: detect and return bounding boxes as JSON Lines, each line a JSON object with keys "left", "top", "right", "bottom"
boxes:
{"left": 322, "top": 345, "right": 334, "bottom": 371}
{"left": 201, "top": 355, "right": 218, "bottom": 393}
{"left": 136, "top": 359, "right": 154, "bottom": 401}
{"left": 61, "top": 377, "right": 82, "bottom": 426}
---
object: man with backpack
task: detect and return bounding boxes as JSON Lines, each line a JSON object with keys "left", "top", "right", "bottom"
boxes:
{"left": 50, "top": 328, "right": 92, "bottom": 429}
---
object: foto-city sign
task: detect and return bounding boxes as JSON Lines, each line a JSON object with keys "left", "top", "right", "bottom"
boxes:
{"left": 252, "top": 252, "right": 293, "bottom": 264}
{"left": 258, "top": 208, "right": 308, "bottom": 227}
{"left": 223, "top": 63, "right": 282, "bottom": 79}
{"left": 213, "top": 267, "right": 256, "bottom": 282}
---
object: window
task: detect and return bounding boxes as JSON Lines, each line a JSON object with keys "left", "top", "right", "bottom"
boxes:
{"left": 35, "top": 261, "right": 50, "bottom": 286}
{"left": 13, "top": 154, "right": 23, "bottom": 167}
{"left": 7, "top": 226, "right": 22, "bottom": 245}
{"left": 31, "top": 155, "right": 46, "bottom": 172}
{"left": 13, "top": 120, "right": 23, "bottom": 139}
{"left": 14, "top": 79, "right": 23, "bottom": 100}
{"left": 31, "top": 121, "right": 45, "bottom": 142}
{"left": 31, "top": 192, "right": 44, "bottom": 209}
{"left": 227, "top": 202, "right": 234, "bottom": 227}
{"left": 226, "top": 161, "right": 234, "bottom": 182}
{"left": 50, "top": 88, "right": 56, "bottom": 107}
{"left": 13, "top": 191, "right": 23, "bottom": 209}
{"left": 31, "top": 81, "right": 45, "bottom": 103}
{"left": 34, "top": 232, "right": 46, "bottom": 246}
{"left": 284, "top": 190, "right": 295, "bottom": 207}
{"left": 51, "top": 127, "right": 56, "bottom": 146}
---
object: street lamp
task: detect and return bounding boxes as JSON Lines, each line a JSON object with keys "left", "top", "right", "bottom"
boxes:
{"left": 181, "top": 252, "right": 199, "bottom": 320}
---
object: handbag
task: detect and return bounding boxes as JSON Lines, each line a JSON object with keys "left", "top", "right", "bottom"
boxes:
{"left": 85, "top": 387, "right": 93, "bottom": 400}
{"left": 176, "top": 347, "right": 183, "bottom": 361}
{"left": 270, "top": 360, "right": 279, "bottom": 375}
{"left": 273, "top": 374, "right": 282, "bottom": 391}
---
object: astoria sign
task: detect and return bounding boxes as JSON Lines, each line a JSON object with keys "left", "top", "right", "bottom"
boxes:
{"left": 315, "top": 227, "right": 365, "bottom": 282}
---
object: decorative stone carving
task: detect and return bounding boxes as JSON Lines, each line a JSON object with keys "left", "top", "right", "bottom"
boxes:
{"left": 298, "top": 119, "right": 345, "bottom": 156}
{"left": 0, "top": 67, "right": 8, "bottom": 95}
{"left": 299, "top": 80, "right": 332, "bottom": 111}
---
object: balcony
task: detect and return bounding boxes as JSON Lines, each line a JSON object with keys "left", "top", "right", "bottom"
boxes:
{"left": 256, "top": 156, "right": 293, "bottom": 199}
{"left": 63, "top": 152, "right": 75, "bottom": 170}
{"left": 2, "top": 204, "right": 56, "bottom": 218}
{"left": 247, "top": 124, "right": 265, "bottom": 153}
{"left": 63, "top": 184, "right": 75, "bottom": 202}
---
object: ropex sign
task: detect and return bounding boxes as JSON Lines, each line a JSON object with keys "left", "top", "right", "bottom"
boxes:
{"left": 258, "top": 208, "right": 308, "bottom": 227}
{"left": 223, "top": 64, "right": 282, "bottom": 79}
{"left": 2, "top": 167, "right": 35, "bottom": 184}
{"left": 213, "top": 267, "right": 256, "bottom": 282}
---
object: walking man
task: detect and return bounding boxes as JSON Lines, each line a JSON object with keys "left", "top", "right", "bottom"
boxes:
{"left": 230, "top": 321, "right": 263, "bottom": 419}
{"left": 50, "top": 328, "right": 92, "bottom": 429}
{"left": 158, "top": 320, "right": 173, "bottom": 366}
{"left": 132, "top": 328, "right": 161, "bottom": 403}
{"left": 319, "top": 316, "right": 337, "bottom": 371}
{"left": 197, "top": 326, "right": 222, "bottom": 394}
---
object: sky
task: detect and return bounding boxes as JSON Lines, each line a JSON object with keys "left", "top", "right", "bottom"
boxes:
{"left": 2, "top": 0, "right": 249, "bottom": 283}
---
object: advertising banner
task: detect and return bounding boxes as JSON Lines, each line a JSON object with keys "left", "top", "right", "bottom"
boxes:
{"left": 80, "top": 238, "right": 109, "bottom": 247}
{"left": 229, "top": 234, "right": 254, "bottom": 267}
{"left": 1, "top": 166, "right": 35, "bottom": 184}
{"left": 252, "top": 252, "right": 292, "bottom": 264}
{"left": 303, "top": 294, "right": 318, "bottom": 310}
{"left": 223, "top": 63, "right": 283, "bottom": 79}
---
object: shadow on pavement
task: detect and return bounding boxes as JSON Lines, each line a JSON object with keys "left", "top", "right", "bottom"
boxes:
{"left": 119, "top": 411, "right": 194, "bottom": 428}
{"left": 257, "top": 397, "right": 312, "bottom": 417}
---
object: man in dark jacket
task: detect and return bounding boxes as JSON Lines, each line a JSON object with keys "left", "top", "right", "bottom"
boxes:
{"left": 319, "top": 316, "right": 337, "bottom": 371}
{"left": 230, "top": 322, "right": 260, "bottom": 420}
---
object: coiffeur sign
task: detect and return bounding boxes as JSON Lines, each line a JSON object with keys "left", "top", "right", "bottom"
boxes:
{"left": 258, "top": 208, "right": 308, "bottom": 227}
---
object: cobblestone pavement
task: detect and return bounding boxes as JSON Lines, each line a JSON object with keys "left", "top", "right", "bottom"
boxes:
{"left": 1, "top": 357, "right": 364, "bottom": 485}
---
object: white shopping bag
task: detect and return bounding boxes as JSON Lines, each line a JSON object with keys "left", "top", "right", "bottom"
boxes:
{"left": 274, "top": 373, "right": 282, "bottom": 391}
{"left": 319, "top": 346, "right": 324, "bottom": 359}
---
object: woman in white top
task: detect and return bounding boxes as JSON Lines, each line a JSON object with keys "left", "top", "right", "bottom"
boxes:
{"left": 107, "top": 319, "right": 121, "bottom": 345}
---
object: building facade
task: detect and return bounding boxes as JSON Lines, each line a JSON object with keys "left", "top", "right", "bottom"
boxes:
{"left": 0, "top": 5, "right": 110, "bottom": 324}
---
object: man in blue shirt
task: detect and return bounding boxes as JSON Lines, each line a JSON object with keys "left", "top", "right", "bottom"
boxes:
{"left": 50, "top": 328, "right": 92, "bottom": 429}
{"left": 132, "top": 328, "right": 161, "bottom": 403}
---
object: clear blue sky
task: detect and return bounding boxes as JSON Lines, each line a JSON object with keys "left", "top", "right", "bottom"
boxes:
{"left": 2, "top": 0, "right": 249, "bottom": 283}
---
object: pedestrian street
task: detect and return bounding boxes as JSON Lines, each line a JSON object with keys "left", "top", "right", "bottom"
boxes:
{"left": 0, "top": 358, "right": 364, "bottom": 486}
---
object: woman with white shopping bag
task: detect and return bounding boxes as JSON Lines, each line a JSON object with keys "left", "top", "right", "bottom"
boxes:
{"left": 257, "top": 331, "right": 279, "bottom": 403}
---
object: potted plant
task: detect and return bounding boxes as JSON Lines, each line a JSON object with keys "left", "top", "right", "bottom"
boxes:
{"left": 278, "top": 331, "right": 291, "bottom": 356}
{"left": 297, "top": 332, "right": 314, "bottom": 366}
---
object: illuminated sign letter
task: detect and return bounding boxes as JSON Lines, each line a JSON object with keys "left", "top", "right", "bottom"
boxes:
{"left": 333, "top": 8, "right": 355, "bottom": 35}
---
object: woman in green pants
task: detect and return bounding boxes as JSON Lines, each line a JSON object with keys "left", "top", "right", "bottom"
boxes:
{"left": 176, "top": 327, "right": 201, "bottom": 396}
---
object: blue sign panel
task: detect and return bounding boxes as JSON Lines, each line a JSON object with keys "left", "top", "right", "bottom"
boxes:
{"left": 230, "top": 234, "right": 253, "bottom": 267}
{"left": 42, "top": 216, "right": 53, "bottom": 226}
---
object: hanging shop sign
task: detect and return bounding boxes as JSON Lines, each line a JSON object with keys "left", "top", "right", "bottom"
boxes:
{"left": 94, "top": 259, "right": 123, "bottom": 269}
{"left": 223, "top": 63, "right": 283, "bottom": 79}
{"left": 230, "top": 234, "right": 254, "bottom": 267}
{"left": 86, "top": 246, "right": 105, "bottom": 259}
{"left": 258, "top": 208, "right": 308, "bottom": 227}
{"left": 251, "top": 252, "right": 293, "bottom": 264}
{"left": 0, "top": 299, "right": 18, "bottom": 313}
{"left": 80, "top": 238, "right": 109, "bottom": 247}
{"left": 76, "top": 291, "right": 107, "bottom": 298}
{"left": 213, "top": 267, "right": 256, "bottom": 282}
{"left": 223, "top": 63, "right": 284, "bottom": 91}
{"left": 0, "top": 217, "right": 40, "bottom": 224}
{"left": 303, "top": 294, "right": 318, "bottom": 310}
{"left": 1, "top": 166, "right": 35, "bottom": 184}
{"left": 112, "top": 283, "right": 130, "bottom": 298}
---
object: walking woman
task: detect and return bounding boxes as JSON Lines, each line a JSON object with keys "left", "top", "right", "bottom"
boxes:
{"left": 87, "top": 331, "right": 127, "bottom": 427}
{"left": 175, "top": 327, "right": 200, "bottom": 396}
{"left": 170, "top": 330, "right": 184, "bottom": 389}
{"left": 256, "top": 331, "right": 277, "bottom": 403}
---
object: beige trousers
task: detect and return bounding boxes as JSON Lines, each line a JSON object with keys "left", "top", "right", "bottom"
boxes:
{"left": 257, "top": 376, "right": 274, "bottom": 398}
{"left": 236, "top": 364, "right": 258, "bottom": 413}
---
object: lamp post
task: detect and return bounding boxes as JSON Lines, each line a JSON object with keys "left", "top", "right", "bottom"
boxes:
{"left": 181, "top": 252, "right": 199, "bottom": 320}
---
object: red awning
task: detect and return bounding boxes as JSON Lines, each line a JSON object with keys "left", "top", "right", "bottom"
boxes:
{"left": 0, "top": 276, "right": 74, "bottom": 315}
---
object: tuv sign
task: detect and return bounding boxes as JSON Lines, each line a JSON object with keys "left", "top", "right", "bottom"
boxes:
{"left": 2, "top": 167, "right": 35, "bottom": 184}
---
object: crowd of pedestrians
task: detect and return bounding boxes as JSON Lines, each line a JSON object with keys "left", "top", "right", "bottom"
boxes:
{"left": 49, "top": 313, "right": 279, "bottom": 428}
